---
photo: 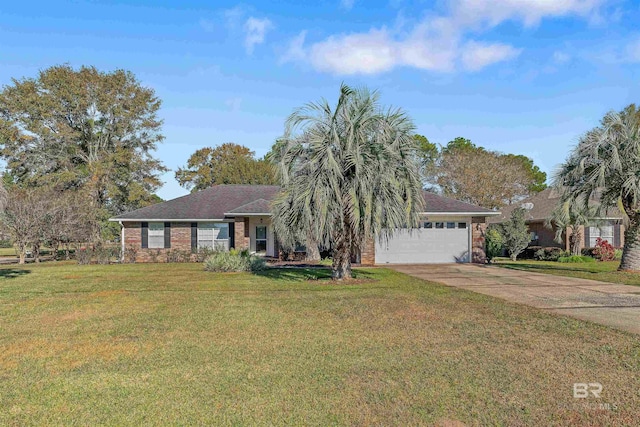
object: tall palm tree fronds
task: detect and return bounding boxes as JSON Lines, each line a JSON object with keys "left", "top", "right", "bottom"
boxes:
{"left": 269, "top": 84, "right": 424, "bottom": 279}
{"left": 548, "top": 196, "right": 598, "bottom": 256}
{"left": 553, "top": 105, "right": 640, "bottom": 270}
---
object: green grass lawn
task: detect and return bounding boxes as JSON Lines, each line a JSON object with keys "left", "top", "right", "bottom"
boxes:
{"left": 495, "top": 259, "right": 640, "bottom": 286}
{"left": 1, "top": 262, "right": 638, "bottom": 425}
{"left": 0, "top": 247, "right": 17, "bottom": 257}
{"left": 0, "top": 247, "right": 56, "bottom": 258}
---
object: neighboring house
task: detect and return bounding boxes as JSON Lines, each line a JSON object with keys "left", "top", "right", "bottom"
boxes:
{"left": 110, "top": 185, "right": 499, "bottom": 264}
{"left": 489, "top": 188, "right": 625, "bottom": 250}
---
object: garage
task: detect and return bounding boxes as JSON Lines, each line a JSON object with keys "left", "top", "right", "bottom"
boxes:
{"left": 374, "top": 219, "right": 471, "bottom": 264}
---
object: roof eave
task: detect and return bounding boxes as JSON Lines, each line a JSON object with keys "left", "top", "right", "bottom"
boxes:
{"left": 223, "top": 212, "right": 272, "bottom": 216}
{"left": 420, "top": 211, "right": 501, "bottom": 216}
{"left": 109, "top": 218, "right": 228, "bottom": 222}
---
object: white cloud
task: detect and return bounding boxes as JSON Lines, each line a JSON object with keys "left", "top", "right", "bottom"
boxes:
{"left": 341, "top": 0, "right": 355, "bottom": 10}
{"left": 310, "top": 29, "right": 398, "bottom": 74}
{"left": 282, "top": 0, "right": 609, "bottom": 75}
{"left": 244, "top": 17, "right": 274, "bottom": 54}
{"left": 280, "top": 31, "right": 308, "bottom": 64}
{"left": 460, "top": 41, "right": 522, "bottom": 71}
{"left": 452, "top": 0, "right": 607, "bottom": 28}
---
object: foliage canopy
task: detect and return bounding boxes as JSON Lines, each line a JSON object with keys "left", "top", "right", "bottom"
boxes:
{"left": 554, "top": 104, "right": 640, "bottom": 270}
{"left": 175, "top": 143, "right": 276, "bottom": 191}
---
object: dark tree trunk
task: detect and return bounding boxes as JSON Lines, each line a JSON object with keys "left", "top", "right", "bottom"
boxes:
{"left": 570, "top": 228, "right": 582, "bottom": 256}
{"left": 619, "top": 214, "right": 640, "bottom": 271}
{"left": 332, "top": 246, "right": 352, "bottom": 280}
{"left": 33, "top": 243, "right": 40, "bottom": 263}
{"left": 332, "top": 222, "right": 352, "bottom": 280}
{"left": 306, "top": 243, "right": 321, "bottom": 262}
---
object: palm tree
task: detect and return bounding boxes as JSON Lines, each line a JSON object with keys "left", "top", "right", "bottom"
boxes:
{"left": 554, "top": 105, "right": 640, "bottom": 270}
{"left": 270, "top": 84, "right": 424, "bottom": 280}
{"left": 548, "top": 198, "right": 597, "bottom": 256}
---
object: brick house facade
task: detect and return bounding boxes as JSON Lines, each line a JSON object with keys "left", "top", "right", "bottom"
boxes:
{"left": 489, "top": 188, "right": 626, "bottom": 252}
{"left": 113, "top": 185, "right": 497, "bottom": 264}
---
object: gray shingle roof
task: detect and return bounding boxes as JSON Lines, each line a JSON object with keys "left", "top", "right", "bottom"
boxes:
{"left": 422, "top": 191, "right": 497, "bottom": 214}
{"left": 488, "top": 187, "right": 624, "bottom": 224}
{"left": 112, "top": 185, "right": 281, "bottom": 220}
{"left": 225, "top": 198, "right": 272, "bottom": 215}
{"left": 111, "top": 185, "right": 497, "bottom": 221}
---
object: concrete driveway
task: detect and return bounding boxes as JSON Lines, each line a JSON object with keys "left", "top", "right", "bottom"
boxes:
{"left": 391, "top": 264, "right": 640, "bottom": 335}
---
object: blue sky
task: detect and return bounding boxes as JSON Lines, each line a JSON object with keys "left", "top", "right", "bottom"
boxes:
{"left": 2, "top": 0, "right": 640, "bottom": 200}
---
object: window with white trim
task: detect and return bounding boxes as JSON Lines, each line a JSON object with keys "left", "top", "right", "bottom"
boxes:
{"left": 148, "top": 222, "right": 165, "bottom": 249}
{"left": 198, "top": 223, "right": 229, "bottom": 250}
{"left": 588, "top": 225, "right": 614, "bottom": 247}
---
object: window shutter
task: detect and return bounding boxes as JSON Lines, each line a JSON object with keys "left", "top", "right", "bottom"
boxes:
{"left": 164, "top": 222, "right": 171, "bottom": 249}
{"left": 141, "top": 222, "right": 148, "bottom": 249}
{"left": 191, "top": 223, "right": 197, "bottom": 250}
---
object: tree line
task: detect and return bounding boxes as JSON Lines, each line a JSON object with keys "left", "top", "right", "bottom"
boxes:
{"left": 0, "top": 64, "right": 547, "bottom": 265}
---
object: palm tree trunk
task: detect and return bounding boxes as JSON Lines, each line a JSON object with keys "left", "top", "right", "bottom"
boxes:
{"left": 332, "top": 246, "right": 352, "bottom": 280}
{"left": 570, "top": 228, "right": 582, "bottom": 256}
{"left": 619, "top": 214, "right": 640, "bottom": 271}
{"left": 306, "top": 244, "right": 321, "bottom": 262}
{"left": 332, "top": 223, "right": 352, "bottom": 280}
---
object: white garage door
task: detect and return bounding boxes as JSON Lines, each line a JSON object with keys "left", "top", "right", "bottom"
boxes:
{"left": 375, "top": 221, "right": 470, "bottom": 264}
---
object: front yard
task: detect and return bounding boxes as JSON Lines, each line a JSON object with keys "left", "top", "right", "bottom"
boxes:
{"left": 496, "top": 259, "right": 640, "bottom": 286}
{"left": 1, "top": 262, "right": 638, "bottom": 425}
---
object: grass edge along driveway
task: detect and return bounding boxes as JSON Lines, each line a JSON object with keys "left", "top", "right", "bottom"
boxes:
{"left": 0, "top": 262, "right": 638, "bottom": 425}
{"left": 495, "top": 259, "right": 640, "bottom": 287}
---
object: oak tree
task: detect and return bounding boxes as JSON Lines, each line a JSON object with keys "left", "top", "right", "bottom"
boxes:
{"left": 176, "top": 143, "right": 276, "bottom": 192}
{"left": 0, "top": 64, "right": 167, "bottom": 240}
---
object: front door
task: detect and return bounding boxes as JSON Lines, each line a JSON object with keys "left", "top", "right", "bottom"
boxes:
{"left": 256, "top": 225, "right": 267, "bottom": 254}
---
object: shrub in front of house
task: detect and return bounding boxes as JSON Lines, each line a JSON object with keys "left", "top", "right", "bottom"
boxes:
{"left": 614, "top": 249, "right": 623, "bottom": 261}
{"left": 593, "top": 238, "right": 616, "bottom": 262}
{"left": 166, "top": 249, "right": 191, "bottom": 263}
{"left": 204, "top": 249, "right": 267, "bottom": 273}
{"left": 557, "top": 255, "right": 596, "bottom": 263}
{"left": 193, "top": 246, "right": 216, "bottom": 263}
{"left": 532, "top": 247, "right": 567, "bottom": 262}
{"left": 76, "top": 246, "right": 119, "bottom": 265}
{"left": 485, "top": 227, "right": 504, "bottom": 264}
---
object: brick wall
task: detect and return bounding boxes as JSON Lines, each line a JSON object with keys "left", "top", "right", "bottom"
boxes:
{"left": 233, "top": 217, "right": 250, "bottom": 250}
{"left": 360, "top": 237, "right": 375, "bottom": 265}
{"left": 528, "top": 221, "right": 562, "bottom": 248}
{"left": 471, "top": 217, "right": 487, "bottom": 264}
{"left": 122, "top": 221, "right": 194, "bottom": 263}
